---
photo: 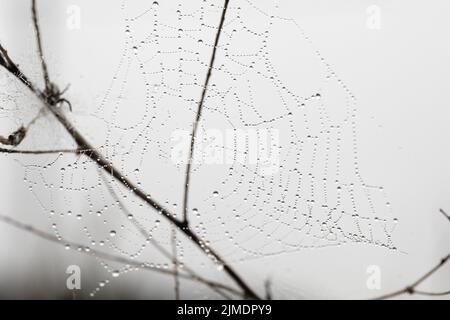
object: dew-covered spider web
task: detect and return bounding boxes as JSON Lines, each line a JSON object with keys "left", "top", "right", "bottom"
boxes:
{"left": 0, "top": 0, "right": 398, "bottom": 298}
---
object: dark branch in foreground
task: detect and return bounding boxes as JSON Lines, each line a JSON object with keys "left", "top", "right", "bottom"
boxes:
{"left": 0, "top": 147, "right": 81, "bottom": 155}
{"left": 181, "top": 0, "right": 230, "bottom": 225}
{"left": 0, "top": 0, "right": 260, "bottom": 300}
{"left": 102, "top": 172, "right": 183, "bottom": 299}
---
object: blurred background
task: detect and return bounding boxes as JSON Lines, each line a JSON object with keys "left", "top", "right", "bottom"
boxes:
{"left": 0, "top": 0, "right": 448, "bottom": 299}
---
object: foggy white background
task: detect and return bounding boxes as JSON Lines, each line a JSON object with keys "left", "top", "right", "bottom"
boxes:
{"left": 0, "top": 0, "right": 449, "bottom": 299}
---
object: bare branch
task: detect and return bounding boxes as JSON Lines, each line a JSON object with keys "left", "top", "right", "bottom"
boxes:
{"left": 413, "top": 290, "right": 450, "bottom": 297}
{"left": 0, "top": 147, "right": 80, "bottom": 155}
{"left": 171, "top": 227, "right": 180, "bottom": 300}
{"left": 181, "top": 0, "right": 230, "bottom": 225}
{"left": 0, "top": 213, "right": 174, "bottom": 277}
{"left": 440, "top": 208, "right": 450, "bottom": 222}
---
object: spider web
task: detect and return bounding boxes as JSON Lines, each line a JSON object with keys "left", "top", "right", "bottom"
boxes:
{"left": 0, "top": 0, "right": 398, "bottom": 298}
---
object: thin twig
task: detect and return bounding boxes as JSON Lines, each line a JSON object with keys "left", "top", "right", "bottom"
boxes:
{"left": 102, "top": 171, "right": 178, "bottom": 299}
{"left": 171, "top": 227, "right": 180, "bottom": 300}
{"left": 413, "top": 290, "right": 450, "bottom": 296}
{"left": 99, "top": 171, "right": 171, "bottom": 257}
{"left": 25, "top": 107, "right": 46, "bottom": 130}
{"left": 31, "top": 0, "right": 50, "bottom": 89}
{"left": 0, "top": 147, "right": 81, "bottom": 155}
{"left": 0, "top": 213, "right": 240, "bottom": 297}
{"left": 440, "top": 208, "right": 450, "bottom": 221}
{"left": 181, "top": 0, "right": 230, "bottom": 225}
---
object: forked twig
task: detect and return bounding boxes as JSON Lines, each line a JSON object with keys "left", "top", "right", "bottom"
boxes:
{"left": 0, "top": 147, "right": 81, "bottom": 155}
{"left": 373, "top": 254, "right": 450, "bottom": 300}
{"left": 440, "top": 208, "right": 450, "bottom": 222}
{"left": 101, "top": 172, "right": 180, "bottom": 299}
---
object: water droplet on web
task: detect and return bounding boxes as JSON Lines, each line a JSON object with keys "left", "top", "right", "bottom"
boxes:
{"left": 152, "top": 1, "right": 159, "bottom": 9}
{"left": 112, "top": 270, "right": 120, "bottom": 278}
{"left": 110, "top": 230, "right": 117, "bottom": 237}
{"left": 192, "top": 208, "right": 201, "bottom": 218}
